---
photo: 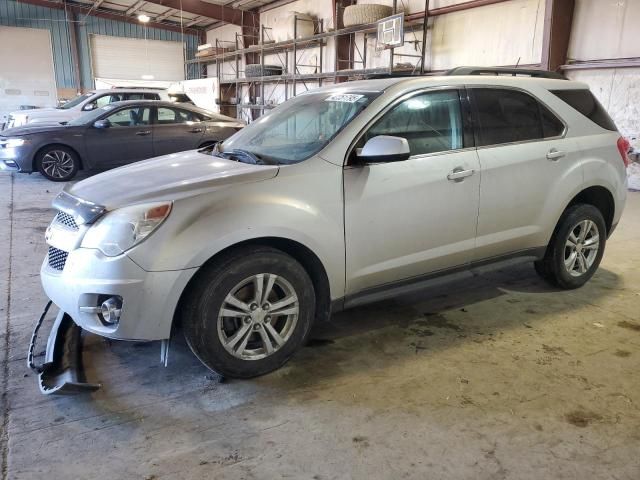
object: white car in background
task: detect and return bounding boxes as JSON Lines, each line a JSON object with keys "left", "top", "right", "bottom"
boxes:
{"left": 2, "top": 88, "right": 169, "bottom": 130}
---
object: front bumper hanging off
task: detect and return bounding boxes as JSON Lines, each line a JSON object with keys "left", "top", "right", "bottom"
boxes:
{"left": 28, "top": 301, "right": 101, "bottom": 395}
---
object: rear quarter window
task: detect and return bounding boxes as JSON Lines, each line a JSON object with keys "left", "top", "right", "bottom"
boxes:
{"left": 550, "top": 89, "right": 617, "bottom": 131}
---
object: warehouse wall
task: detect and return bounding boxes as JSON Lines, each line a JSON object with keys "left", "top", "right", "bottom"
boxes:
{"left": 206, "top": 0, "right": 548, "bottom": 117}
{"left": 0, "top": 0, "right": 200, "bottom": 94}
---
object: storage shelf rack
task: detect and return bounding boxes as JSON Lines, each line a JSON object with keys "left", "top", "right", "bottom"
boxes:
{"left": 188, "top": 0, "right": 430, "bottom": 120}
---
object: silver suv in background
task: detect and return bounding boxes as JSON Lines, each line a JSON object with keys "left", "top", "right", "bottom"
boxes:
{"left": 2, "top": 88, "right": 169, "bottom": 130}
{"left": 33, "top": 68, "right": 628, "bottom": 393}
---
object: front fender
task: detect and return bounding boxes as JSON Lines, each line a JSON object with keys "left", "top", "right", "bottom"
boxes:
{"left": 127, "top": 156, "right": 346, "bottom": 300}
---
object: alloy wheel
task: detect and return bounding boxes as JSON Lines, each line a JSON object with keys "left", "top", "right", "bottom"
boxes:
{"left": 564, "top": 219, "right": 600, "bottom": 277}
{"left": 41, "top": 150, "right": 75, "bottom": 179}
{"left": 217, "top": 273, "right": 299, "bottom": 360}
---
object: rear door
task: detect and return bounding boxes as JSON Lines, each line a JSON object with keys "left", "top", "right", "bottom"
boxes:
{"left": 84, "top": 105, "right": 153, "bottom": 168}
{"left": 152, "top": 106, "right": 205, "bottom": 156}
{"left": 469, "top": 87, "right": 582, "bottom": 261}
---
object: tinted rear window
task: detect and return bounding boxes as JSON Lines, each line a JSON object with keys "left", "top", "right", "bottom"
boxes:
{"left": 471, "top": 88, "right": 564, "bottom": 146}
{"left": 550, "top": 89, "right": 617, "bottom": 131}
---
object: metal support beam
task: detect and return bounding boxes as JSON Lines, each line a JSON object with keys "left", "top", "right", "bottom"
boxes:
{"left": 125, "top": 0, "right": 146, "bottom": 15}
{"left": 405, "top": 0, "right": 510, "bottom": 21}
{"left": 154, "top": 7, "right": 176, "bottom": 22}
{"left": 333, "top": 0, "right": 355, "bottom": 81}
{"left": 16, "top": 0, "right": 202, "bottom": 34}
{"left": 65, "top": 7, "right": 82, "bottom": 90}
{"left": 541, "top": 0, "right": 575, "bottom": 72}
{"left": 143, "top": 0, "right": 258, "bottom": 27}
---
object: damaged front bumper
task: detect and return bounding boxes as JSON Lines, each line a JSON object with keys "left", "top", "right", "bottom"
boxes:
{"left": 28, "top": 301, "right": 101, "bottom": 395}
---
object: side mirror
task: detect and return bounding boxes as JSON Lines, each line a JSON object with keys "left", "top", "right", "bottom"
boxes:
{"left": 83, "top": 103, "right": 96, "bottom": 111}
{"left": 93, "top": 119, "right": 111, "bottom": 129}
{"left": 357, "top": 135, "right": 410, "bottom": 163}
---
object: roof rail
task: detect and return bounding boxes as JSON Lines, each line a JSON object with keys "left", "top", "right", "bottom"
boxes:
{"left": 445, "top": 66, "right": 566, "bottom": 80}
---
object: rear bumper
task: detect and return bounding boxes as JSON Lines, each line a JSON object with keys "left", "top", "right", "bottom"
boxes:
{"left": 40, "top": 247, "right": 197, "bottom": 341}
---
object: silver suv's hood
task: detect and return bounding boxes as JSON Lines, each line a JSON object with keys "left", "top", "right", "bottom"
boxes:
{"left": 65, "top": 149, "right": 279, "bottom": 209}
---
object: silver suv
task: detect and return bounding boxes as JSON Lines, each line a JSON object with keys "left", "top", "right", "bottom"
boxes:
{"left": 36, "top": 69, "right": 629, "bottom": 388}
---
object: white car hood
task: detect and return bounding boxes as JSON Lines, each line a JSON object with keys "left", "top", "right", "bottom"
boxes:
{"left": 65, "top": 150, "right": 279, "bottom": 209}
{"left": 14, "top": 107, "right": 77, "bottom": 122}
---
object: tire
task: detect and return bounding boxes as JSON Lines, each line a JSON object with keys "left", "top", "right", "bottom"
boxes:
{"left": 534, "top": 204, "right": 607, "bottom": 289}
{"left": 36, "top": 145, "right": 79, "bottom": 182}
{"left": 245, "top": 64, "right": 283, "bottom": 78}
{"left": 182, "top": 246, "right": 316, "bottom": 378}
{"left": 343, "top": 4, "right": 393, "bottom": 27}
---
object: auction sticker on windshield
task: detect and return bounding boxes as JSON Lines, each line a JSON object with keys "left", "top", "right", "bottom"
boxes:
{"left": 325, "top": 94, "right": 364, "bottom": 103}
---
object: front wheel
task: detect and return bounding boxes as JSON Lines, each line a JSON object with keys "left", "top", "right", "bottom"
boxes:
{"left": 36, "top": 146, "right": 79, "bottom": 181}
{"left": 534, "top": 204, "right": 606, "bottom": 289}
{"left": 182, "top": 247, "right": 316, "bottom": 378}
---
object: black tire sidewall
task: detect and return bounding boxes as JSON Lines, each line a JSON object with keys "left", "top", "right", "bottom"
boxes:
{"left": 183, "top": 248, "right": 316, "bottom": 378}
{"left": 550, "top": 204, "right": 606, "bottom": 289}
{"left": 37, "top": 146, "right": 79, "bottom": 182}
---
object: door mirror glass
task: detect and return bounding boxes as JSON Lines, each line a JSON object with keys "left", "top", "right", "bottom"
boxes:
{"left": 93, "top": 119, "right": 111, "bottom": 129}
{"left": 83, "top": 103, "right": 96, "bottom": 111}
{"left": 357, "top": 135, "right": 410, "bottom": 163}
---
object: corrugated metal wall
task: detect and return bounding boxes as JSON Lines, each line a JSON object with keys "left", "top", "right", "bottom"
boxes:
{"left": 0, "top": 0, "right": 200, "bottom": 90}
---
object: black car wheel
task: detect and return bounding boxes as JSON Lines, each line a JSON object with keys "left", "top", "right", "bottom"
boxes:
{"left": 182, "top": 246, "right": 316, "bottom": 378}
{"left": 36, "top": 145, "right": 79, "bottom": 182}
{"left": 534, "top": 204, "right": 606, "bottom": 289}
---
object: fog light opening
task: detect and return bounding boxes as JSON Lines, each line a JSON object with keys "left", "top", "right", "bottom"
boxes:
{"left": 99, "top": 296, "right": 122, "bottom": 325}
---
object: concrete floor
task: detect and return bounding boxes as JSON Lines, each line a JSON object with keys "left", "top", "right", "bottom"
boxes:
{"left": 1, "top": 171, "right": 639, "bottom": 480}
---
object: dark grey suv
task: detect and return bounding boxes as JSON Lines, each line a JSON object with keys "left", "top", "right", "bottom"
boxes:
{"left": 0, "top": 101, "right": 245, "bottom": 181}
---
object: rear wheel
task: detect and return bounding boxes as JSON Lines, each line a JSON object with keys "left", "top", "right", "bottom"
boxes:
{"left": 36, "top": 145, "right": 79, "bottom": 182}
{"left": 182, "top": 247, "right": 316, "bottom": 378}
{"left": 534, "top": 204, "right": 606, "bottom": 289}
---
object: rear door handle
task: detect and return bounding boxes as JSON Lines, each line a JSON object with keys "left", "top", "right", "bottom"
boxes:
{"left": 188, "top": 128, "right": 203, "bottom": 133}
{"left": 447, "top": 168, "right": 475, "bottom": 182}
{"left": 546, "top": 148, "right": 565, "bottom": 160}
{"left": 135, "top": 130, "right": 151, "bottom": 136}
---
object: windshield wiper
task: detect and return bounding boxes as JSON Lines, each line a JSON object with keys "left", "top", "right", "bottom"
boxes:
{"left": 216, "top": 148, "right": 277, "bottom": 165}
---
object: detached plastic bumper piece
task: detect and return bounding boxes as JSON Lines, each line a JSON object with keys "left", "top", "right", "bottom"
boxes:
{"left": 28, "top": 302, "right": 101, "bottom": 395}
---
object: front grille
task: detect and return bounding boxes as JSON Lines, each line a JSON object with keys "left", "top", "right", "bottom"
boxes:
{"left": 54, "top": 211, "right": 79, "bottom": 230}
{"left": 48, "top": 246, "right": 68, "bottom": 271}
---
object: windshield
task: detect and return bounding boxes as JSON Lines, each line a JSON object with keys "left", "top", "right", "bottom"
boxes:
{"left": 220, "top": 91, "right": 378, "bottom": 164}
{"left": 67, "top": 104, "right": 118, "bottom": 126}
{"left": 58, "top": 92, "right": 94, "bottom": 110}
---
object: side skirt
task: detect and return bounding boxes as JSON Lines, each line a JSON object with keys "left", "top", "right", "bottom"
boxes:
{"left": 333, "top": 247, "right": 546, "bottom": 312}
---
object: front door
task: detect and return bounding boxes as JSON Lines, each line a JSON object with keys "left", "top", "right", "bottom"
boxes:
{"left": 344, "top": 89, "right": 481, "bottom": 294}
{"left": 85, "top": 105, "right": 153, "bottom": 168}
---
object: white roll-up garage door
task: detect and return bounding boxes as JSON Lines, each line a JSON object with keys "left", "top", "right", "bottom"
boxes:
{"left": 90, "top": 34, "right": 185, "bottom": 82}
{"left": 0, "top": 26, "right": 57, "bottom": 126}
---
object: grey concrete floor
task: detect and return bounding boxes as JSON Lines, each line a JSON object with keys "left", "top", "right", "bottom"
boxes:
{"left": 1, "top": 170, "right": 639, "bottom": 480}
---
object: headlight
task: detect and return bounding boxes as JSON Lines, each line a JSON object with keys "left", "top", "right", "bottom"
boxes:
{"left": 0, "top": 138, "right": 25, "bottom": 148}
{"left": 11, "top": 115, "right": 28, "bottom": 127}
{"left": 81, "top": 202, "right": 172, "bottom": 256}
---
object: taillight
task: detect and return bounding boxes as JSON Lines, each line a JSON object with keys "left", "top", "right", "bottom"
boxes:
{"left": 617, "top": 136, "right": 631, "bottom": 167}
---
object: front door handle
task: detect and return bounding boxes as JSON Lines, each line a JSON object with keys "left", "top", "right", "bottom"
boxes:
{"left": 546, "top": 148, "right": 565, "bottom": 161}
{"left": 447, "top": 168, "right": 475, "bottom": 182}
{"left": 135, "top": 130, "right": 151, "bottom": 136}
{"left": 188, "top": 128, "right": 203, "bottom": 133}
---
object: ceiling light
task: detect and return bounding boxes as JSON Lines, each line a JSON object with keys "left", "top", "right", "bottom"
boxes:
{"left": 138, "top": 14, "right": 150, "bottom": 23}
